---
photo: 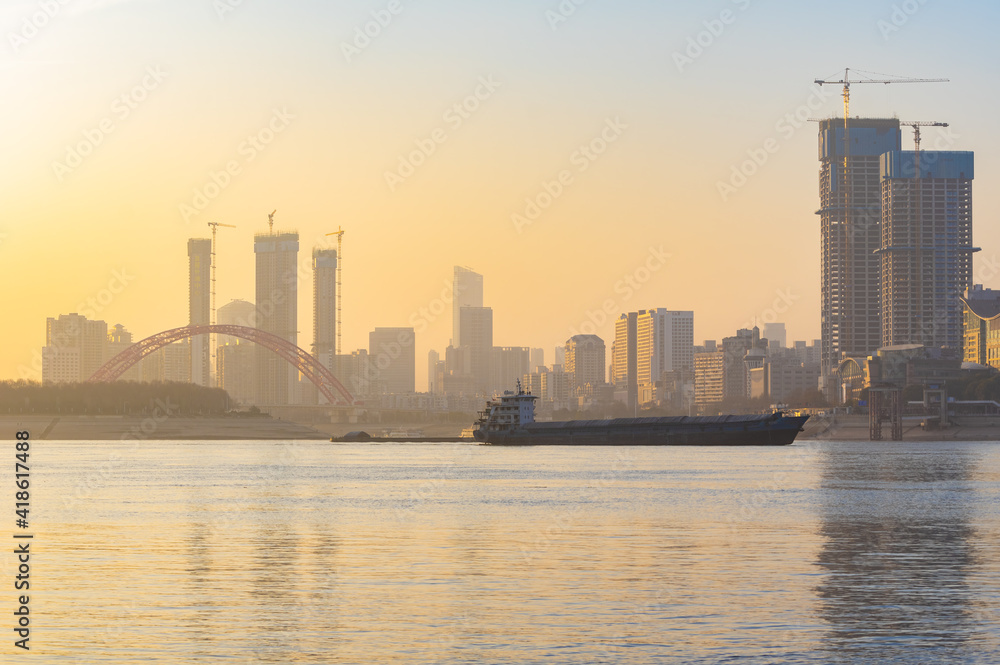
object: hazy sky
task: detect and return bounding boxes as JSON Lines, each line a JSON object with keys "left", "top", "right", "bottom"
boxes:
{"left": 1, "top": 0, "right": 997, "bottom": 387}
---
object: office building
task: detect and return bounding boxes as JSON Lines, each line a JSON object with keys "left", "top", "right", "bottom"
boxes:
{"left": 188, "top": 238, "right": 212, "bottom": 386}
{"left": 369, "top": 328, "right": 416, "bottom": 394}
{"left": 218, "top": 342, "right": 255, "bottom": 404}
{"left": 612, "top": 312, "right": 638, "bottom": 409}
{"left": 879, "top": 150, "right": 975, "bottom": 351}
{"left": 254, "top": 231, "right": 299, "bottom": 405}
{"left": 565, "top": 334, "right": 606, "bottom": 394}
{"left": 491, "top": 347, "right": 530, "bottom": 394}
{"left": 452, "top": 266, "right": 483, "bottom": 347}
{"left": 694, "top": 350, "right": 724, "bottom": 411}
{"left": 961, "top": 285, "right": 1000, "bottom": 368}
{"left": 457, "top": 306, "right": 493, "bottom": 393}
{"left": 636, "top": 309, "right": 694, "bottom": 406}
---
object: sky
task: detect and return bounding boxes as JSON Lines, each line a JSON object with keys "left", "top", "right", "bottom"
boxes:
{"left": 1, "top": 0, "right": 998, "bottom": 388}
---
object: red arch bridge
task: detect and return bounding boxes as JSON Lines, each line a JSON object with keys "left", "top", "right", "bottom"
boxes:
{"left": 87, "top": 324, "right": 357, "bottom": 406}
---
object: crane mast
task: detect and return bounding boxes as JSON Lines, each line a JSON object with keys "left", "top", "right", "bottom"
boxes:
{"left": 326, "top": 227, "right": 345, "bottom": 357}
{"left": 207, "top": 221, "right": 236, "bottom": 386}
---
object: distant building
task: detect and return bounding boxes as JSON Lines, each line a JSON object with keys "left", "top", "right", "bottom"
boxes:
{"left": 763, "top": 323, "right": 786, "bottom": 349}
{"left": 565, "top": 334, "right": 606, "bottom": 394}
{"left": 337, "top": 349, "right": 375, "bottom": 398}
{"left": 961, "top": 285, "right": 1000, "bottom": 368}
{"left": 217, "top": 299, "right": 256, "bottom": 345}
{"left": 254, "top": 231, "right": 299, "bottom": 405}
{"left": 452, "top": 266, "right": 483, "bottom": 347}
{"left": 188, "top": 238, "right": 212, "bottom": 386}
{"left": 530, "top": 348, "right": 545, "bottom": 373}
{"left": 369, "top": 328, "right": 416, "bottom": 394}
{"left": 218, "top": 342, "right": 255, "bottom": 404}
{"left": 143, "top": 341, "right": 191, "bottom": 383}
{"left": 721, "top": 327, "right": 766, "bottom": 401}
{"left": 694, "top": 350, "right": 724, "bottom": 411}
{"left": 428, "top": 349, "right": 441, "bottom": 393}
{"left": 457, "top": 306, "right": 493, "bottom": 393}
{"left": 612, "top": 312, "right": 638, "bottom": 409}
{"left": 540, "top": 364, "right": 570, "bottom": 411}
{"left": 42, "top": 313, "right": 108, "bottom": 384}
{"left": 491, "top": 347, "right": 530, "bottom": 394}
{"left": 636, "top": 309, "right": 694, "bottom": 406}
{"left": 880, "top": 150, "right": 975, "bottom": 351}
{"left": 313, "top": 248, "right": 338, "bottom": 372}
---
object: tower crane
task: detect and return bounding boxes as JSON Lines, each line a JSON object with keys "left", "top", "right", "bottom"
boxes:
{"left": 207, "top": 221, "right": 236, "bottom": 386}
{"left": 900, "top": 121, "right": 948, "bottom": 178}
{"left": 325, "top": 227, "right": 345, "bottom": 357}
{"left": 267, "top": 209, "right": 277, "bottom": 234}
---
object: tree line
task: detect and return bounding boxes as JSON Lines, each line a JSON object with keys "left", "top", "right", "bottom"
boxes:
{"left": 0, "top": 381, "right": 232, "bottom": 416}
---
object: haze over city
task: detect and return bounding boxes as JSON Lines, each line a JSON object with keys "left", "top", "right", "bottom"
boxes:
{"left": 2, "top": 0, "right": 998, "bottom": 392}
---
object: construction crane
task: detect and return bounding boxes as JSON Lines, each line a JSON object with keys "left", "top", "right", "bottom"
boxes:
{"left": 325, "top": 227, "right": 345, "bottom": 356}
{"left": 207, "top": 221, "right": 236, "bottom": 386}
{"left": 900, "top": 121, "right": 948, "bottom": 177}
{"left": 812, "top": 69, "right": 948, "bottom": 363}
{"left": 267, "top": 209, "right": 277, "bottom": 234}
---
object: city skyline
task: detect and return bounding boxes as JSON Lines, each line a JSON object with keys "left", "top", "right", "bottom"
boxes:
{"left": 3, "top": 1, "right": 999, "bottom": 392}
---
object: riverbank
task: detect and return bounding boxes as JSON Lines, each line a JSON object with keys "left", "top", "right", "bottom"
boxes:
{"left": 800, "top": 414, "right": 1000, "bottom": 442}
{"left": 0, "top": 415, "right": 328, "bottom": 440}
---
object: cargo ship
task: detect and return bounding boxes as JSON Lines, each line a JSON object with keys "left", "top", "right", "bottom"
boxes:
{"left": 473, "top": 382, "right": 809, "bottom": 446}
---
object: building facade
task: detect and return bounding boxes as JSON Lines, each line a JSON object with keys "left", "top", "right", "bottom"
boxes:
{"left": 564, "top": 334, "right": 606, "bottom": 394}
{"left": 188, "top": 238, "right": 212, "bottom": 386}
{"left": 452, "top": 266, "right": 483, "bottom": 347}
{"left": 818, "top": 118, "right": 902, "bottom": 393}
{"left": 254, "top": 231, "right": 299, "bottom": 405}
{"left": 42, "top": 313, "right": 108, "bottom": 384}
{"left": 879, "top": 150, "right": 975, "bottom": 351}
{"left": 368, "top": 328, "right": 416, "bottom": 394}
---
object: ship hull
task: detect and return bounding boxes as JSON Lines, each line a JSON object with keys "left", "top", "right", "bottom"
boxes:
{"left": 474, "top": 414, "right": 809, "bottom": 446}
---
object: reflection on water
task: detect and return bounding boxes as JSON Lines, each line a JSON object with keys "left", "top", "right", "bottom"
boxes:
{"left": 815, "top": 444, "right": 998, "bottom": 663}
{"left": 27, "top": 441, "right": 1000, "bottom": 663}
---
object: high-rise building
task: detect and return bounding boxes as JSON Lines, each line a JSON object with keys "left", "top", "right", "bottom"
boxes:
{"left": 254, "top": 231, "right": 299, "bottom": 405}
{"left": 530, "top": 348, "right": 545, "bottom": 372}
{"left": 612, "top": 312, "right": 638, "bottom": 409}
{"left": 452, "top": 266, "right": 483, "bottom": 347}
{"left": 42, "top": 313, "right": 108, "bottom": 384}
{"left": 636, "top": 309, "right": 694, "bottom": 406}
{"left": 879, "top": 150, "right": 975, "bottom": 351}
{"left": 458, "top": 306, "right": 493, "bottom": 393}
{"left": 490, "top": 346, "right": 530, "bottom": 393}
{"left": 564, "top": 334, "right": 606, "bottom": 393}
{"left": 818, "top": 118, "right": 902, "bottom": 391}
{"left": 312, "top": 248, "right": 338, "bottom": 371}
{"left": 188, "top": 238, "right": 212, "bottom": 386}
{"left": 369, "top": 328, "right": 416, "bottom": 394}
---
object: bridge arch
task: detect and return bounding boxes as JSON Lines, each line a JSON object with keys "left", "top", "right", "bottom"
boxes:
{"left": 87, "top": 324, "right": 357, "bottom": 406}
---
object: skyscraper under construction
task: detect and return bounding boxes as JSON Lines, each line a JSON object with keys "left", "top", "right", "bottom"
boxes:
{"left": 816, "top": 118, "right": 901, "bottom": 391}
{"left": 254, "top": 230, "right": 299, "bottom": 405}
